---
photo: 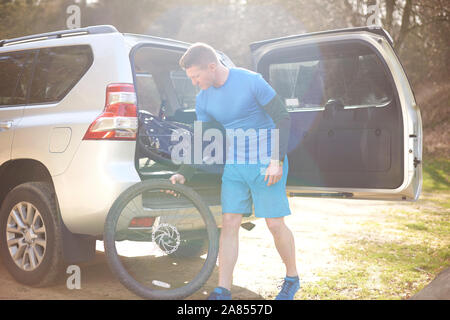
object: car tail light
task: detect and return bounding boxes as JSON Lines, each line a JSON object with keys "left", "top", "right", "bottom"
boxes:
{"left": 129, "top": 217, "right": 156, "bottom": 228}
{"left": 83, "top": 83, "right": 138, "bottom": 140}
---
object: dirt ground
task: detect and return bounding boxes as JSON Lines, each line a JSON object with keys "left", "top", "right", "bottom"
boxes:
{"left": 0, "top": 196, "right": 446, "bottom": 300}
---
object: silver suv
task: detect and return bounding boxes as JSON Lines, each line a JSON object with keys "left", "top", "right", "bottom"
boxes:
{"left": 0, "top": 25, "right": 422, "bottom": 287}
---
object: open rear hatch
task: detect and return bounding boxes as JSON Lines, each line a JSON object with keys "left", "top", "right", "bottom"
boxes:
{"left": 250, "top": 27, "right": 422, "bottom": 201}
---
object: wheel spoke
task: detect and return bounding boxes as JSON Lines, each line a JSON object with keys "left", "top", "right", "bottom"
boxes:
{"left": 7, "top": 237, "right": 21, "bottom": 247}
{"left": 10, "top": 209, "right": 26, "bottom": 229}
{"left": 18, "top": 203, "right": 28, "bottom": 227}
{"left": 32, "top": 246, "right": 44, "bottom": 264}
{"left": 6, "top": 225, "right": 22, "bottom": 235}
{"left": 34, "top": 238, "right": 46, "bottom": 250}
{"left": 26, "top": 203, "right": 35, "bottom": 226}
{"left": 21, "top": 249, "right": 29, "bottom": 270}
{"left": 31, "top": 209, "right": 41, "bottom": 228}
{"left": 28, "top": 247, "right": 37, "bottom": 269}
{"left": 33, "top": 226, "right": 46, "bottom": 235}
{"left": 13, "top": 242, "right": 27, "bottom": 262}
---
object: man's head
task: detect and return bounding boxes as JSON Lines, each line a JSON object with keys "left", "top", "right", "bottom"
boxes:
{"left": 179, "top": 43, "right": 221, "bottom": 90}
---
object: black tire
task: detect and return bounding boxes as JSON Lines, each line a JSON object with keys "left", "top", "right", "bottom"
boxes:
{"left": 0, "top": 182, "right": 65, "bottom": 287}
{"left": 104, "top": 179, "right": 219, "bottom": 300}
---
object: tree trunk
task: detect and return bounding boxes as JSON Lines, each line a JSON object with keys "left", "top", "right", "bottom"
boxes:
{"left": 395, "top": 0, "right": 413, "bottom": 51}
{"left": 385, "top": 0, "right": 395, "bottom": 31}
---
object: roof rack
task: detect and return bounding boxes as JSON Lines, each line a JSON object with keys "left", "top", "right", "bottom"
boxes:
{"left": 0, "top": 25, "right": 118, "bottom": 47}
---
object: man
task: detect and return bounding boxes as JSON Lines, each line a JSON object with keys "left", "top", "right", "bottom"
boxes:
{"left": 169, "top": 43, "right": 299, "bottom": 300}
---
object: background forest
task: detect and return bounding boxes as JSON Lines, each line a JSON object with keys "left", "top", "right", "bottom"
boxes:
{"left": 1, "top": 0, "right": 448, "bottom": 157}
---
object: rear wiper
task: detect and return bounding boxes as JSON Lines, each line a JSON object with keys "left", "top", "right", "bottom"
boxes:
{"left": 342, "top": 100, "right": 391, "bottom": 109}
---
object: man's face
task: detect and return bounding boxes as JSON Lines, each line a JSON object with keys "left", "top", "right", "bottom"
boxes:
{"left": 185, "top": 63, "right": 216, "bottom": 90}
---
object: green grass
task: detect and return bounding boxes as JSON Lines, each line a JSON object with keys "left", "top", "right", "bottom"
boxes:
{"left": 297, "top": 158, "right": 450, "bottom": 300}
{"left": 298, "top": 210, "right": 449, "bottom": 299}
{"left": 422, "top": 158, "right": 450, "bottom": 192}
{"left": 405, "top": 223, "right": 428, "bottom": 231}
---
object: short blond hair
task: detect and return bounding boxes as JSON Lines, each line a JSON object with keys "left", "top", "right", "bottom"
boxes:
{"left": 179, "top": 42, "right": 219, "bottom": 69}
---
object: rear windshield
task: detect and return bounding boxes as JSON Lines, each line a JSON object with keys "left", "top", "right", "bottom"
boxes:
{"left": 267, "top": 45, "right": 394, "bottom": 111}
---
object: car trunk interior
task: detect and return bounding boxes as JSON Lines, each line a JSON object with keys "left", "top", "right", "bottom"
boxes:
{"left": 132, "top": 45, "right": 222, "bottom": 206}
{"left": 257, "top": 40, "right": 404, "bottom": 190}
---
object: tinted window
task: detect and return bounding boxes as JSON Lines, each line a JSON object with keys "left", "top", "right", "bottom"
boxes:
{"left": 0, "top": 51, "right": 34, "bottom": 106}
{"left": 135, "top": 72, "right": 162, "bottom": 116}
{"left": 170, "top": 69, "right": 199, "bottom": 110}
{"left": 269, "top": 52, "right": 393, "bottom": 111}
{"left": 29, "top": 45, "right": 93, "bottom": 104}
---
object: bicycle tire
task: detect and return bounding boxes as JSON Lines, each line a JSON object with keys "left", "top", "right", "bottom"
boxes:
{"left": 103, "top": 179, "right": 219, "bottom": 300}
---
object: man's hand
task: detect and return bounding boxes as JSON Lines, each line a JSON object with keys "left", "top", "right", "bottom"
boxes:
{"left": 160, "top": 174, "right": 186, "bottom": 197}
{"left": 264, "top": 160, "right": 283, "bottom": 186}
{"left": 169, "top": 174, "right": 186, "bottom": 185}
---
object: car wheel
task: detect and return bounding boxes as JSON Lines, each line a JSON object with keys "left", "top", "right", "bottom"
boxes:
{"left": 0, "top": 182, "right": 65, "bottom": 287}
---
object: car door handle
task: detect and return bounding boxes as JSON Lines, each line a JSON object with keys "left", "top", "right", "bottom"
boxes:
{"left": 0, "top": 121, "right": 13, "bottom": 129}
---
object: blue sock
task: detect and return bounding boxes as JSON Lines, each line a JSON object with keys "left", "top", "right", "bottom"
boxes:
{"left": 285, "top": 275, "right": 299, "bottom": 282}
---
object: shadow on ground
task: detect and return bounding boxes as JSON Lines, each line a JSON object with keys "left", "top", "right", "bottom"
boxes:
{"left": 0, "top": 250, "right": 262, "bottom": 300}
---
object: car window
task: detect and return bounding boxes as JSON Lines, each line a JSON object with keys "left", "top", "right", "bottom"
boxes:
{"left": 135, "top": 72, "right": 162, "bottom": 116}
{"left": 0, "top": 51, "right": 34, "bottom": 106}
{"left": 269, "top": 52, "right": 393, "bottom": 111}
{"left": 170, "top": 69, "right": 199, "bottom": 110}
{"left": 29, "top": 45, "right": 93, "bottom": 104}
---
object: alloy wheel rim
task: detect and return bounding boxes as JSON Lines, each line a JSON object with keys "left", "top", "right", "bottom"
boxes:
{"left": 6, "top": 202, "right": 47, "bottom": 271}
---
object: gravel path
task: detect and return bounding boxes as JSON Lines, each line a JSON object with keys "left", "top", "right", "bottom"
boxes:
{"left": 0, "top": 196, "right": 443, "bottom": 300}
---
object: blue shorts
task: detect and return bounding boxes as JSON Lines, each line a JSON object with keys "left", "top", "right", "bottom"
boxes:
{"left": 221, "top": 156, "right": 291, "bottom": 218}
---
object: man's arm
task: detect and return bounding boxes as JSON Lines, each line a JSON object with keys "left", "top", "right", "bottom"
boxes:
{"left": 260, "top": 94, "right": 291, "bottom": 186}
{"left": 261, "top": 94, "right": 291, "bottom": 162}
{"left": 175, "top": 163, "right": 196, "bottom": 182}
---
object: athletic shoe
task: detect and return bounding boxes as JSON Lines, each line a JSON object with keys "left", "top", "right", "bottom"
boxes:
{"left": 275, "top": 276, "right": 300, "bottom": 300}
{"left": 207, "top": 287, "right": 232, "bottom": 300}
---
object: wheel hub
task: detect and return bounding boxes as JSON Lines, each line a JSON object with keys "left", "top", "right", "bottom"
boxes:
{"left": 152, "top": 223, "right": 180, "bottom": 255}
{"left": 23, "top": 228, "right": 37, "bottom": 245}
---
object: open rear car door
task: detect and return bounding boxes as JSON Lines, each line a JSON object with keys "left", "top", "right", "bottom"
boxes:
{"left": 250, "top": 27, "right": 422, "bottom": 201}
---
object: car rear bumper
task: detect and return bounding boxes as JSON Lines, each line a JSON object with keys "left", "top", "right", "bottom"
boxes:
{"left": 53, "top": 141, "right": 141, "bottom": 236}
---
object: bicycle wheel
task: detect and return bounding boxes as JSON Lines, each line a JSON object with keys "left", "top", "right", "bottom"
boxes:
{"left": 104, "top": 179, "right": 219, "bottom": 300}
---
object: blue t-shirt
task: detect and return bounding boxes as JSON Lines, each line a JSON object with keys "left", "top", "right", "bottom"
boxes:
{"left": 196, "top": 68, "right": 277, "bottom": 164}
